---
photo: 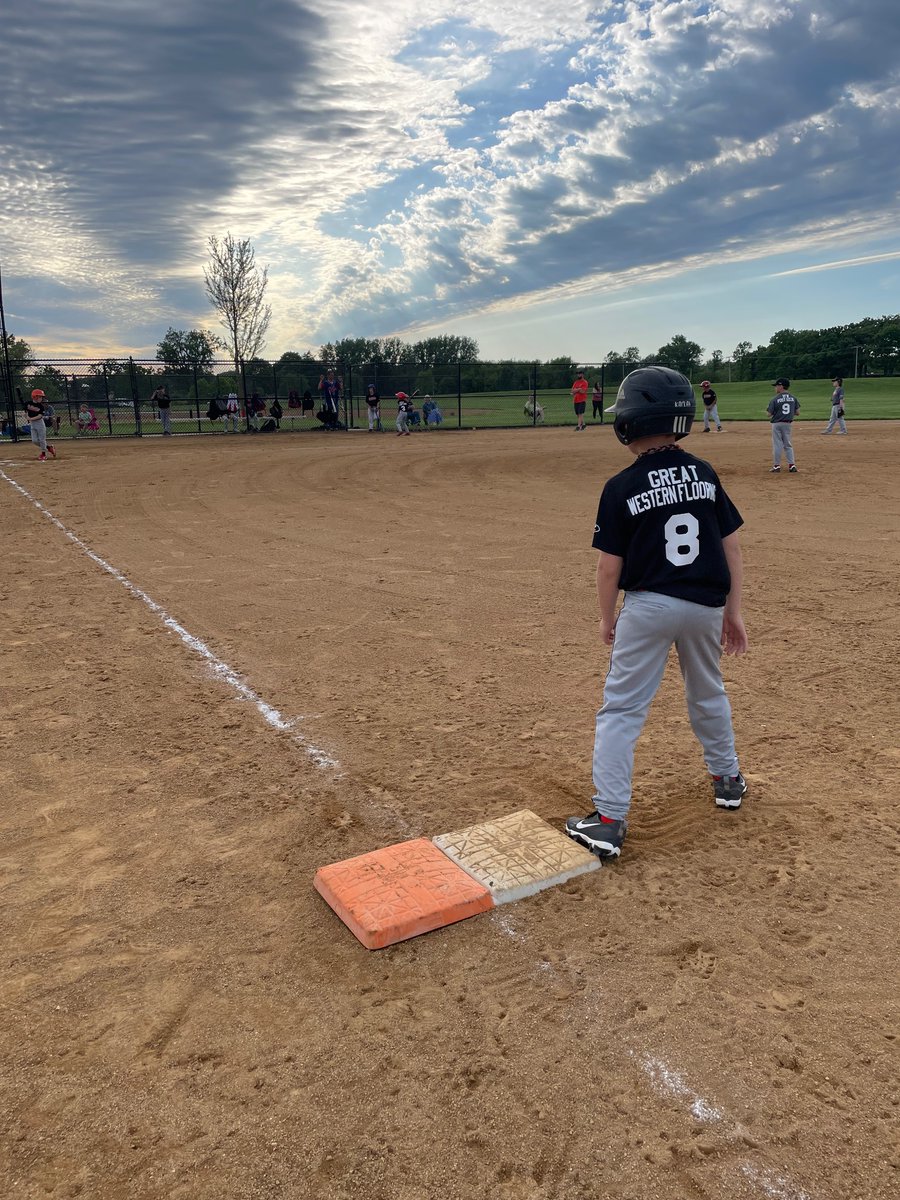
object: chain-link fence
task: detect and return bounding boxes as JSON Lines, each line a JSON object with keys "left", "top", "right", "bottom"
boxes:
{"left": 1, "top": 358, "right": 619, "bottom": 442}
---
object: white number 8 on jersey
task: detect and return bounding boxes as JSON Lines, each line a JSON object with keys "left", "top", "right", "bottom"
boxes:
{"left": 664, "top": 512, "right": 700, "bottom": 566}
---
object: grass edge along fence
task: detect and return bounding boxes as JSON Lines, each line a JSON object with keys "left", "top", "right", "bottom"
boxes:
{"left": 3, "top": 359, "right": 899, "bottom": 442}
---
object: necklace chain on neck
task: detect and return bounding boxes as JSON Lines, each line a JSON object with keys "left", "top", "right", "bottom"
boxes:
{"left": 637, "top": 444, "right": 682, "bottom": 459}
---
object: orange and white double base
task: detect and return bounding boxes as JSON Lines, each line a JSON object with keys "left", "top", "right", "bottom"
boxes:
{"left": 314, "top": 810, "right": 600, "bottom": 949}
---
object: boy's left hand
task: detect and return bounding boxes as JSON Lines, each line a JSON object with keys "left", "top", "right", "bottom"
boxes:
{"left": 599, "top": 616, "right": 617, "bottom": 646}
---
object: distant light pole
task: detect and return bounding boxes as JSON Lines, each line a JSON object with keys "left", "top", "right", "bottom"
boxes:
{"left": 853, "top": 345, "right": 862, "bottom": 378}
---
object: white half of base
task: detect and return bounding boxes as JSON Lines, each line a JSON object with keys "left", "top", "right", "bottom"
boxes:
{"left": 433, "top": 809, "right": 600, "bottom": 905}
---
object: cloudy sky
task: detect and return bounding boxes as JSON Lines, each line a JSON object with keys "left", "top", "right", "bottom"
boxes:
{"left": 3, "top": 0, "right": 899, "bottom": 362}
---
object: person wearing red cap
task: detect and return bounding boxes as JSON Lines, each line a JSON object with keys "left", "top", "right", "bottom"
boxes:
{"left": 700, "top": 382, "right": 721, "bottom": 432}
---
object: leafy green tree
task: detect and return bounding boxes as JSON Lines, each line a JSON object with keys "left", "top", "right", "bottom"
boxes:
{"left": 319, "top": 337, "right": 383, "bottom": 366}
{"left": 410, "top": 335, "right": 479, "bottom": 365}
{"left": 156, "top": 327, "right": 223, "bottom": 371}
{"left": 1, "top": 333, "right": 34, "bottom": 410}
{"left": 374, "top": 337, "right": 411, "bottom": 365}
{"left": 2, "top": 333, "right": 34, "bottom": 376}
{"left": 655, "top": 334, "right": 703, "bottom": 376}
{"left": 732, "top": 341, "right": 754, "bottom": 381}
{"left": 26, "top": 365, "right": 67, "bottom": 401}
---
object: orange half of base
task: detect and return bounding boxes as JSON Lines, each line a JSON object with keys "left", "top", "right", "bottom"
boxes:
{"left": 314, "top": 838, "right": 495, "bottom": 949}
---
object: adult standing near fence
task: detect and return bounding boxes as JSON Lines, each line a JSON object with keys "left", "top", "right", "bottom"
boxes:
{"left": 591, "top": 380, "right": 604, "bottom": 421}
{"left": 318, "top": 370, "right": 342, "bottom": 430}
{"left": 571, "top": 370, "right": 589, "bottom": 431}
{"left": 821, "top": 377, "right": 847, "bottom": 435}
{"left": 768, "top": 378, "right": 800, "bottom": 473}
{"left": 700, "top": 381, "right": 722, "bottom": 432}
{"left": 25, "top": 389, "right": 56, "bottom": 460}
{"left": 152, "top": 384, "right": 172, "bottom": 435}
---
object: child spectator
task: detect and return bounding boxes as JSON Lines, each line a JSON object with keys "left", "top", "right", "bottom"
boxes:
{"left": 365, "top": 383, "right": 381, "bottom": 431}
{"left": 224, "top": 392, "right": 240, "bottom": 433}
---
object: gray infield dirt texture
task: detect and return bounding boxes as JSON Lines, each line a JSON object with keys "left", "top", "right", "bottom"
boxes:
{"left": 0, "top": 423, "right": 897, "bottom": 1199}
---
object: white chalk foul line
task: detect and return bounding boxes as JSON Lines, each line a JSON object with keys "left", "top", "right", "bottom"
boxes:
{"left": 631, "top": 1051, "right": 813, "bottom": 1200}
{"left": 0, "top": 468, "right": 339, "bottom": 771}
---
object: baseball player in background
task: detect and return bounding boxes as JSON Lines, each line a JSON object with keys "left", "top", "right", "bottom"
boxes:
{"left": 700, "top": 381, "right": 722, "bottom": 432}
{"left": 768, "top": 377, "right": 800, "bottom": 472}
{"left": 24, "top": 389, "right": 57, "bottom": 461}
{"left": 565, "top": 367, "right": 748, "bottom": 861}
{"left": 821, "top": 376, "right": 847, "bottom": 435}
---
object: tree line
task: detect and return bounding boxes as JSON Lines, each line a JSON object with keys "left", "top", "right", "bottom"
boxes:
{"left": 4, "top": 228, "right": 899, "bottom": 393}
{"left": 606, "top": 317, "right": 900, "bottom": 381}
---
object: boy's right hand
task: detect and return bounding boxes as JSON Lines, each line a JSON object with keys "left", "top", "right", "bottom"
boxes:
{"left": 721, "top": 613, "right": 748, "bottom": 656}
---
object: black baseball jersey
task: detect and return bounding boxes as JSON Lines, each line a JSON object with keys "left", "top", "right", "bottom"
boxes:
{"left": 701, "top": 387, "right": 717, "bottom": 407}
{"left": 592, "top": 447, "right": 743, "bottom": 607}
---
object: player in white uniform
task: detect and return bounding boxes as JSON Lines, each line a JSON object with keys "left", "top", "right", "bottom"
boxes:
{"left": 565, "top": 367, "right": 748, "bottom": 861}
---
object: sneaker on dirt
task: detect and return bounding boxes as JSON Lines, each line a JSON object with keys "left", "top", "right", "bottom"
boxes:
{"left": 713, "top": 773, "right": 747, "bottom": 810}
{"left": 564, "top": 812, "right": 627, "bottom": 859}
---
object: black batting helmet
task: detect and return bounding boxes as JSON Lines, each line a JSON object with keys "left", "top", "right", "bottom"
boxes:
{"left": 605, "top": 366, "right": 696, "bottom": 445}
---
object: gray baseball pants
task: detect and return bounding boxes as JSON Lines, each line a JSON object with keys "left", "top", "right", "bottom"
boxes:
{"left": 771, "top": 422, "right": 795, "bottom": 466}
{"left": 823, "top": 405, "right": 847, "bottom": 434}
{"left": 591, "top": 591, "right": 740, "bottom": 821}
{"left": 703, "top": 404, "right": 720, "bottom": 430}
{"left": 29, "top": 418, "right": 48, "bottom": 453}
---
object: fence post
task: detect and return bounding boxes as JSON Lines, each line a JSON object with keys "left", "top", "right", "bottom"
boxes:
{"left": 531, "top": 362, "right": 537, "bottom": 426}
{"left": 128, "top": 356, "right": 142, "bottom": 436}
{"left": 102, "top": 365, "right": 113, "bottom": 434}
{"left": 240, "top": 360, "right": 250, "bottom": 431}
{"left": 193, "top": 364, "right": 202, "bottom": 432}
{"left": 457, "top": 362, "right": 462, "bottom": 429}
{"left": 346, "top": 362, "right": 353, "bottom": 429}
{"left": 0, "top": 264, "right": 18, "bottom": 442}
{"left": 600, "top": 364, "right": 605, "bottom": 424}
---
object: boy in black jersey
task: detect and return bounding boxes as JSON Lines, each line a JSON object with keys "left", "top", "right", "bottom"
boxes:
{"left": 565, "top": 367, "right": 747, "bottom": 861}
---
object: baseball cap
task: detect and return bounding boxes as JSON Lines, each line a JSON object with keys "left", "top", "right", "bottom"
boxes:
{"left": 700, "top": 380, "right": 711, "bottom": 388}
{"left": 772, "top": 377, "right": 790, "bottom": 388}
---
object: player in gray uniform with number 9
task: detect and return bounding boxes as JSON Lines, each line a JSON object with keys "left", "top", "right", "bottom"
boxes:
{"left": 768, "top": 377, "right": 800, "bottom": 472}
{"left": 565, "top": 367, "right": 748, "bottom": 861}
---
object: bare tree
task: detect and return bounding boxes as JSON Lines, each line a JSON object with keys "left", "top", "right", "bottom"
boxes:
{"left": 204, "top": 234, "right": 271, "bottom": 376}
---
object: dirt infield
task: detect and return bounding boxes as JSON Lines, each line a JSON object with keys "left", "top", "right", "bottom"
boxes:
{"left": 1, "top": 424, "right": 897, "bottom": 1200}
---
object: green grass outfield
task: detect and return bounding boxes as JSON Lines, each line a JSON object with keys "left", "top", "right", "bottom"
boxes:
{"left": 424, "top": 375, "right": 900, "bottom": 428}
{"left": 5, "top": 377, "right": 898, "bottom": 441}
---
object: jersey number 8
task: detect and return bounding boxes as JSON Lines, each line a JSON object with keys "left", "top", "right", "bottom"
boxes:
{"left": 664, "top": 513, "right": 700, "bottom": 566}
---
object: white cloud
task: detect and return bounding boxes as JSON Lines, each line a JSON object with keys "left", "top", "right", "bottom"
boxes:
{"left": 2, "top": 0, "right": 900, "bottom": 356}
